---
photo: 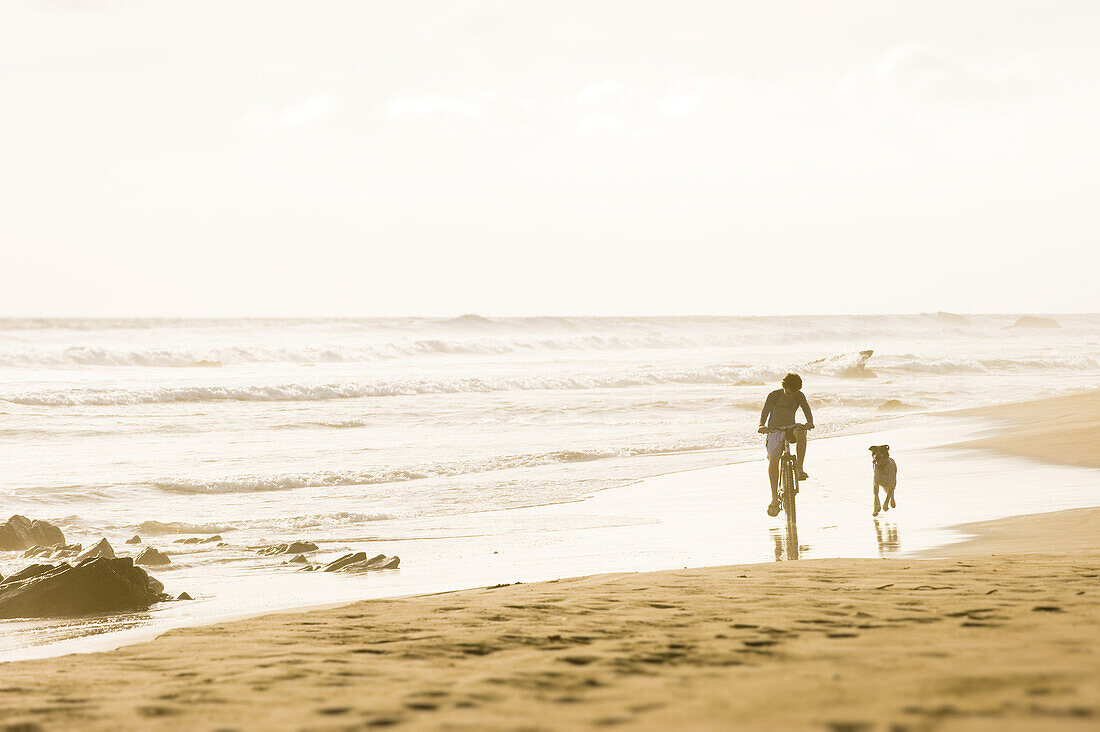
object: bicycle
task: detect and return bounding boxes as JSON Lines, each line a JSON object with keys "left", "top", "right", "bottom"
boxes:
{"left": 763, "top": 424, "right": 807, "bottom": 560}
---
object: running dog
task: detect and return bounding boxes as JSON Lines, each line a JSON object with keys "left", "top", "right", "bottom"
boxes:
{"left": 869, "top": 445, "right": 897, "bottom": 517}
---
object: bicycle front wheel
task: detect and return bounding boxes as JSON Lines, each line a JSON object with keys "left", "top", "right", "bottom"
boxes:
{"left": 781, "top": 460, "right": 799, "bottom": 558}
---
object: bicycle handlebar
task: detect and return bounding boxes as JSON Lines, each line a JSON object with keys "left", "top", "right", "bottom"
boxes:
{"left": 759, "top": 423, "right": 811, "bottom": 434}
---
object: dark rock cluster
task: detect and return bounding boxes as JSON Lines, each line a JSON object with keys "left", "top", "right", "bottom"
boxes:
{"left": 0, "top": 557, "right": 171, "bottom": 619}
{"left": 135, "top": 547, "right": 172, "bottom": 566}
{"left": 318, "top": 552, "right": 400, "bottom": 573}
{"left": 23, "top": 543, "right": 83, "bottom": 560}
{"left": 173, "top": 535, "right": 223, "bottom": 545}
{"left": 0, "top": 515, "right": 65, "bottom": 551}
{"left": 257, "top": 541, "right": 319, "bottom": 556}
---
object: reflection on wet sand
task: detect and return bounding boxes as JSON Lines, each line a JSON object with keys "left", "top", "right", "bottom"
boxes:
{"left": 874, "top": 518, "right": 900, "bottom": 555}
{"left": 1, "top": 610, "right": 153, "bottom": 651}
{"left": 770, "top": 526, "right": 807, "bottom": 562}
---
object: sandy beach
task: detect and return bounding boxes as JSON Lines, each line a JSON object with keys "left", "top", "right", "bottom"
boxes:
{"left": 1, "top": 392, "right": 1097, "bottom": 730}
{"left": 5, "top": 0, "right": 1097, "bottom": 727}
{"left": 954, "top": 390, "right": 1100, "bottom": 470}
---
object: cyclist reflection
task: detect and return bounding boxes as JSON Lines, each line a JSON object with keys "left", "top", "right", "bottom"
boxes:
{"left": 770, "top": 526, "right": 804, "bottom": 561}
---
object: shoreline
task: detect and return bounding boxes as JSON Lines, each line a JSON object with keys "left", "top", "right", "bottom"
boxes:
{"left": 949, "top": 389, "right": 1100, "bottom": 469}
{"left": 0, "top": 391, "right": 1097, "bottom": 728}
{"left": 1, "top": 507, "right": 1096, "bottom": 729}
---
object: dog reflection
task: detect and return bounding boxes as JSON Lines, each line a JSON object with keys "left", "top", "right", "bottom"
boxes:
{"left": 874, "top": 517, "right": 900, "bottom": 555}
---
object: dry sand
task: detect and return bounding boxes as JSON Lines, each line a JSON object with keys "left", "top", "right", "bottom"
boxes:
{"left": 1, "top": 392, "right": 1097, "bottom": 731}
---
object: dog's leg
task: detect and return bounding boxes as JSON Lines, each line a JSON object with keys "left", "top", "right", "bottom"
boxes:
{"left": 873, "top": 483, "right": 881, "bottom": 517}
{"left": 888, "top": 485, "right": 896, "bottom": 509}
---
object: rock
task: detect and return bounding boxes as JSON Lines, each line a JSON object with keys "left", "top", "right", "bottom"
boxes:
{"left": 1, "top": 563, "right": 60, "bottom": 585}
{"left": 342, "top": 555, "right": 400, "bottom": 572}
{"left": 177, "top": 592, "right": 193, "bottom": 601}
{"left": 216, "top": 542, "right": 228, "bottom": 547}
{"left": 257, "top": 541, "right": 318, "bottom": 557}
{"left": 126, "top": 535, "right": 142, "bottom": 545}
{"left": 25, "top": 543, "right": 81, "bottom": 559}
{"left": 134, "top": 547, "right": 171, "bottom": 566}
{"left": 173, "top": 535, "right": 222, "bottom": 544}
{"left": 52, "top": 543, "right": 83, "bottom": 559}
{"left": 286, "top": 554, "right": 308, "bottom": 564}
{"left": 326, "top": 553, "right": 400, "bottom": 573}
{"left": 76, "top": 538, "right": 115, "bottom": 562}
{"left": 322, "top": 552, "right": 366, "bottom": 572}
{"left": 0, "top": 557, "right": 168, "bottom": 618}
{"left": 0, "top": 515, "right": 65, "bottom": 551}
{"left": 877, "top": 399, "right": 917, "bottom": 413}
{"left": 1009, "top": 315, "right": 1060, "bottom": 329}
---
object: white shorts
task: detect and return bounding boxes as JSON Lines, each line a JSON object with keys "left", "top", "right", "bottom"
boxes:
{"left": 766, "top": 431, "right": 786, "bottom": 459}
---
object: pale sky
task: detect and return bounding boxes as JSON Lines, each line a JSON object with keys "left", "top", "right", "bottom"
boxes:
{"left": 1, "top": 1, "right": 1097, "bottom": 317}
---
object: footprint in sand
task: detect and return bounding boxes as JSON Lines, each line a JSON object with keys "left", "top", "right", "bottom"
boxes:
{"left": 318, "top": 707, "right": 352, "bottom": 715}
{"left": 366, "top": 717, "right": 402, "bottom": 727}
{"left": 559, "top": 655, "right": 599, "bottom": 666}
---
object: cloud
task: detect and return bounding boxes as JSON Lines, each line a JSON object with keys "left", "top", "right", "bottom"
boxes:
{"left": 578, "top": 112, "right": 620, "bottom": 136}
{"left": 841, "top": 44, "right": 1041, "bottom": 108}
{"left": 278, "top": 93, "right": 340, "bottom": 128}
{"left": 242, "top": 93, "right": 341, "bottom": 132}
{"left": 576, "top": 80, "right": 622, "bottom": 108}
{"left": 385, "top": 96, "right": 482, "bottom": 120}
{"left": 657, "top": 79, "right": 712, "bottom": 117}
{"left": 658, "top": 92, "right": 701, "bottom": 117}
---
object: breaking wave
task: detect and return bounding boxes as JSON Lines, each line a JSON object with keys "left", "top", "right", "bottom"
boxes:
{"left": 805, "top": 350, "right": 877, "bottom": 378}
{"left": 878, "top": 355, "right": 1099, "bottom": 374}
{"left": 0, "top": 335, "right": 702, "bottom": 367}
{"left": 3, "top": 313, "right": 1093, "bottom": 368}
{"left": 135, "top": 520, "right": 238, "bottom": 535}
{"left": 1, "top": 365, "right": 784, "bottom": 406}
{"left": 149, "top": 442, "right": 736, "bottom": 494}
{"left": 273, "top": 419, "right": 368, "bottom": 430}
{"left": 6, "top": 350, "right": 1095, "bottom": 407}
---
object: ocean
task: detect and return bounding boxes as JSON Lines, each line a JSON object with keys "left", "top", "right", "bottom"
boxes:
{"left": 2, "top": 313, "right": 1098, "bottom": 658}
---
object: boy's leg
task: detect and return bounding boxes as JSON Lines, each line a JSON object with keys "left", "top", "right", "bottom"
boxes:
{"left": 794, "top": 427, "right": 808, "bottom": 476}
{"left": 768, "top": 454, "right": 780, "bottom": 499}
{"left": 767, "top": 453, "right": 781, "bottom": 515}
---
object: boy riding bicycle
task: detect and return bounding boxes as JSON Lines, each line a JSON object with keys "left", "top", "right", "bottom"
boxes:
{"left": 758, "top": 373, "right": 814, "bottom": 517}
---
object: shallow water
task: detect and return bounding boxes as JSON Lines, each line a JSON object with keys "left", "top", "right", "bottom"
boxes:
{"left": 1, "top": 315, "right": 1098, "bottom": 660}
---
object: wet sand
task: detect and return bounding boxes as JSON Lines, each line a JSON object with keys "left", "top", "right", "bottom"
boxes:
{"left": 954, "top": 389, "right": 1100, "bottom": 469}
{"left": 0, "top": 393, "right": 1097, "bottom": 730}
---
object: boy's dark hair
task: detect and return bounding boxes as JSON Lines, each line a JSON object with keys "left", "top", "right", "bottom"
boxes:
{"left": 782, "top": 373, "right": 803, "bottom": 390}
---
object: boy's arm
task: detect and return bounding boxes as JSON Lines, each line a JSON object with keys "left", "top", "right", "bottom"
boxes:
{"left": 800, "top": 393, "right": 814, "bottom": 428}
{"left": 759, "top": 391, "right": 775, "bottom": 427}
